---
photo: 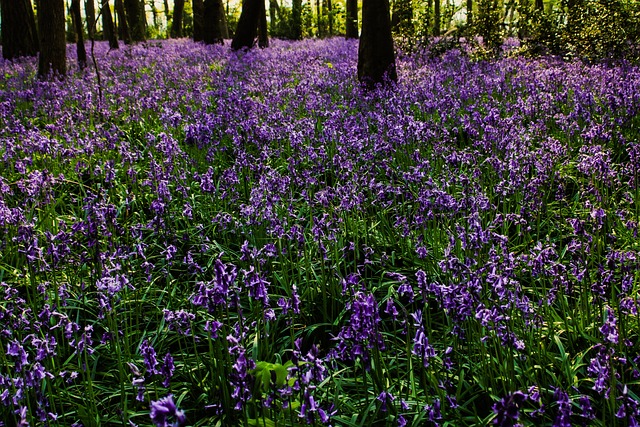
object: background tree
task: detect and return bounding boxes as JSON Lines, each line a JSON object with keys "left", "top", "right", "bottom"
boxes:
{"left": 86, "top": 0, "right": 96, "bottom": 39}
{"left": 0, "top": 0, "right": 39, "bottom": 60}
{"left": 71, "top": 0, "right": 87, "bottom": 68}
{"left": 231, "top": 0, "right": 261, "bottom": 50}
{"left": 115, "top": 0, "right": 132, "bottom": 43}
{"left": 171, "top": 0, "right": 185, "bottom": 37}
{"left": 392, "top": 0, "right": 413, "bottom": 37}
{"left": 433, "top": 0, "right": 440, "bottom": 35}
{"left": 345, "top": 0, "right": 358, "bottom": 38}
{"left": 193, "top": 0, "right": 205, "bottom": 41}
{"left": 258, "top": 0, "right": 269, "bottom": 47}
{"left": 204, "top": 0, "right": 224, "bottom": 43}
{"left": 102, "top": 0, "right": 119, "bottom": 48}
{"left": 358, "top": 0, "right": 397, "bottom": 87}
{"left": 220, "top": 0, "right": 230, "bottom": 38}
{"left": 467, "top": 0, "right": 473, "bottom": 28}
{"left": 38, "top": 0, "right": 66, "bottom": 78}
{"left": 124, "top": 0, "right": 145, "bottom": 41}
{"left": 291, "top": 0, "right": 303, "bottom": 39}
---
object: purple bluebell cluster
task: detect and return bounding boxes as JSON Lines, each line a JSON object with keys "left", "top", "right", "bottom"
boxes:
{"left": 0, "top": 38, "right": 639, "bottom": 425}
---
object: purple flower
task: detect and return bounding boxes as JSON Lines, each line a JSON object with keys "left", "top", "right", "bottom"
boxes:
{"left": 150, "top": 394, "right": 186, "bottom": 427}
{"left": 492, "top": 391, "right": 527, "bottom": 426}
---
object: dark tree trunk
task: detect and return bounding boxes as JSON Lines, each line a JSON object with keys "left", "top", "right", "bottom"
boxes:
{"left": 203, "top": 0, "right": 224, "bottom": 43}
{"left": 433, "top": 0, "right": 440, "bottom": 36}
{"left": 163, "top": 0, "right": 170, "bottom": 25}
{"left": 171, "top": 0, "right": 185, "bottom": 37}
{"left": 150, "top": 0, "right": 159, "bottom": 28}
{"left": 327, "top": 0, "right": 333, "bottom": 35}
{"left": 291, "top": 0, "right": 302, "bottom": 39}
{"left": 535, "top": 0, "right": 543, "bottom": 11}
{"left": 467, "top": 0, "right": 473, "bottom": 28}
{"left": 358, "top": 0, "right": 396, "bottom": 87}
{"left": 193, "top": 0, "right": 205, "bottom": 41}
{"left": 124, "top": 0, "right": 145, "bottom": 41}
{"left": 316, "top": 0, "right": 322, "bottom": 37}
{"left": 219, "top": 0, "right": 229, "bottom": 38}
{"left": 0, "top": 0, "right": 39, "bottom": 59}
{"left": 258, "top": 0, "right": 268, "bottom": 47}
{"left": 391, "top": 0, "right": 413, "bottom": 36}
{"left": 71, "top": 0, "right": 87, "bottom": 68}
{"left": 269, "top": 0, "right": 278, "bottom": 33}
{"left": 102, "top": 0, "right": 119, "bottom": 48}
{"left": 86, "top": 0, "right": 96, "bottom": 39}
{"left": 345, "top": 0, "right": 358, "bottom": 38}
{"left": 231, "top": 0, "right": 261, "bottom": 50}
{"left": 38, "top": 0, "right": 66, "bottom": 78}
{"left": 115, "top": 0, "right": 132, "bottom": 43}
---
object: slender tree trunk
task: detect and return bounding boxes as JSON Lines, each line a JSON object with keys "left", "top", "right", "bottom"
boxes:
{"left": 258, "top": 0, "right": 268, "bottom": 47}
{"left": 269, "top": 0, "right": 278, "bottom": 33}
{"left": 291, "top": 0, "right": 302, "bottom": 39}
{"left": 467, "top": 0, "right": 473, "bottom": 28}
{"left": 392, "top": 0, "right": 413, "bottom": 36}
{"left": 327, "top": 0, "right": 333, "bottom": 35}
{"left": 124, "top": 0, "right": 145, "bottom": 41}
{"left": 231, "top": 0, "right": 261, "bottom": 50}
{"left": 71, "top": 0, "right": 87, "bottom": 68}
{"left": 163, "top": 0, "right": 170, "bottom": 25}
{"left": 38, "top": 0, "right": 67, "bottom": 78}
{"left": 316, "top": 0, "right": 322, "bottom": 37}
{"left": 150, "top": 0, "right": 159, "bottom": 28}
{"left": 434, "top": 0, "right": 440, "bottom": 36}
{"left": 536, "top": 0, "right": 543, "bottom": 11}
{"left": 219, "top": 0, "right": 229, "bottom": 38}
{"left": 171, "top": 0, "right": 185, "bottom": 37}
{"left": 358, "top": 0, "right": 397, "bottom": 87}
{"left": 0, "top": 0, "right": 39, "bottom": 59}
{"left": 115, "top": 0, "right": 132, "bottom": 43}
{"left": 85, "top": 0, "right": 96, "bottom": 39}
{"left": 102, "top": 0, "right": 120, "bottom": 48}
{"left": 345, "top": 0, "right": 358, "bottom": 38}
{"left": 193, "top": 0, "right": 205, "bottom": 41}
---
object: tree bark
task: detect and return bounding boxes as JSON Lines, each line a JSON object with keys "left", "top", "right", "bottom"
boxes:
{"left": 434, "top": 0, "right": 440, "bottom": 36}
{"left": 86, "top": 0, "right": 96, "bottom": 39}
{"left": 38, "top": 0, "right": 67, "bottom": 78}
{"left": 291, "top": 0, "right": 302, "bottom": 39}
{"left": 358, "top": 0, "right": 396, "bottom": 87}
{"left": 71, "top": 0, "right": 87, "bottom": 68}
{"left": 193, "top": 0, "right": 205, "bottom": 41}
{"left": 467, "top": 0, "right": 473, "bottom": 28}
{"left": 345, "top": 0, "right": 358, "bottom": 38}
{"left": 219, "top": 0, "right": 229, "bottom": 38}
{"left": 269, "top": 0, "right": 278, "bottom": 33}
{"left": 258, "top": 0, "right": 269, "bottom": 47}
{"left": 203, "top": 0, "right": 224, "bottom": 43}
{"left": 391, "top": 0, "right": 413, "bottom": 36}
{"left": 0, "top": 0, "right": 39, "bottom": 60}
{"left": 171, "top": 0, "right": 185, "bottom": 37}
{"left": 115, "top": 0, "right": 132, "bottom": 43}
{"left": 536, "top": 0, "right": 543, "bottom": 11}
{"left": 102, "top": 0, "right": 119, "bottom": 48}
{"left": 231, "top": 0, "right": 261, "bottom": 50}
{"left": 124, "top": 0, "right": 145, "bottom": 41}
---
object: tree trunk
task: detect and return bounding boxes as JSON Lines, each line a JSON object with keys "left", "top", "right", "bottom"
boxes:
{"left": 150, "top": 0, "right": 159, "bottom": 28}
{"left": 391, "top": 0, "right": 413, "bottom": 36}
{"left": 38, "top": 0, "right": 66, "bottom": 78}
{"left": 86, "top": 0, "right": 96, "bottom": 39}
{"left": 102, "top": 0, "right": 119, "bottom": 48}
{"left": 258, "top": 0, "right": 268, "bottom": 47}
{"left": 358, "top": 0, "right": 396, "bottom": 87}
{"left": 316, "top": 0, "right": 322, "bottom": 37}
{"left": 124, "top": 0, "right": 145, "bottom": 41}
{"left": 203, "top": 0, "right": 224, "bottom": 43}
{"left": 291, "top": 0, "right": 302, "bottom": 39}
{"left": 171, "top": 0, "right": 185, "bottom": 37}
{"left": 115, "top": 0, "right": 132, "bottom": 43}
{"left": 231, "top": 0, "right": 261, "bottom": 50}
{"left": 163, "top": 0, "right": 170, "bottom": 27}
{"left": 219, "top": 0, "right": 229, "bottom": 38}
{"left": 269, "top": 0, "right": 278, "bottom": 33}
{"left": 0, "top": 0, "right": 39, "bottom": 60}
{"left": 467, "top": 0, "right": 473, "bottom": 28}
{"left": 71, "top": 0, "right": 87, "bottom": 68}
{"left": 345, "top": 0, "right": 358, "bottom": 38}
{"left": 193, "top": 0, "right": 205, "bottom": 41}
{"left": 536, "top": 0, "right": 543, "bottom": 11}
{"left": 327, "top": 0, "right": 333, "bottom": 35}
{"left": 434, "top": 0, "right": 440, "bottom": 36}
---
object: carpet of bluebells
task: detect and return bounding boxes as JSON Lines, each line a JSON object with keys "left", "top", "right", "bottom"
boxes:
{"left": 1, "top": 37, "right": 640, "bottom": 426}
